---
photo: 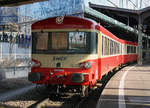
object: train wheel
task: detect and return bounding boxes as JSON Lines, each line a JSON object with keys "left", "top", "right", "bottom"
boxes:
{"left": 81, "top": 85, "right": 89, "bottom": 97}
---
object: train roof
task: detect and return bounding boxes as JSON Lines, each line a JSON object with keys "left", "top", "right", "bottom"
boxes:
{"left": 100, "top": 25, "right": 137, "bottom": 46}
{"left": 32, "top": 16, "right": 100, "bottom": 31}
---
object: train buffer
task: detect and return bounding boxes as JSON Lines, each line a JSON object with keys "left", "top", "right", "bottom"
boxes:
{"left": 96, "top": 59, "right": 150, "bottom": 108}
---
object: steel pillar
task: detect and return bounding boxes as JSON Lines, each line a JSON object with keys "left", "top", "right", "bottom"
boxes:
{"left": 140, "top": 0, "right": 143, "bottom": 8}
{"left": 126, "top": 0, "right": 128, "bottom": 8}
{"left": 138, "top": 15, "right": 143, "bottom": 65}
{"left": 147, "top": 36, "right": 149, "bottom": 57}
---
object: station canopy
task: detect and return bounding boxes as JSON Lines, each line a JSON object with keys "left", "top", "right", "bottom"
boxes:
{"left": 89, "top": 2, "right": 150, "bottom": 42}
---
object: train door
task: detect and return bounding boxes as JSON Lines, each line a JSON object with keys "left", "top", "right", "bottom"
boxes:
{"left": 97, "top": 32, "right": 101, "bottom": 80}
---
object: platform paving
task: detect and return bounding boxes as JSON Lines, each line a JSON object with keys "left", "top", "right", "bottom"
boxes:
{"left": 96, "top": 59, "right": 150, "bottom": 108}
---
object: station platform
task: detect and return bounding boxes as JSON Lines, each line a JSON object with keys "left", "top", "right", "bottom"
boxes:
{"left": 96, "top": 59, "right": 150, "bottom": 108}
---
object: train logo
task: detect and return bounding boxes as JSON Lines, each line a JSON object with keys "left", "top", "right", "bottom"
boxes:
{"left": 56, "top": 16, "right": 64, "bottom": 24}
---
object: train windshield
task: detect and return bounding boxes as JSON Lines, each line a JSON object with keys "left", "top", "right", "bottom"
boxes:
{"left": 32, "top": 31, "right": 97, "bottom": 54}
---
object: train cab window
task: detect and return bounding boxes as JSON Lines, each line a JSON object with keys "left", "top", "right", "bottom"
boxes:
{"left": 52, "top": 32, "right": 68, "bottom": 50}
{"left": 32, "top": 31, "right": 97, "bottom": 54}
{"left": 35, "top": 32, "right": 49, "bottom": 50}
{"left": 69, "top": 32, "right": 87, "bottom": 49}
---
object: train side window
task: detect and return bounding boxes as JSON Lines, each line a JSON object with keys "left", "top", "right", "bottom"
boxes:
{"left": 131, "top": 46, "right": 133, "bottom": 53}
{"left": 120, "top": 44, "right": 122, "bottom": 54}
{"left": 107, "top": 38, "right": 109, "bottom": 55}
{"left": 118, "top": 43, "right": 120, "bottom": 54}
{"left": 117, "top": 43, "right": 118, "bottom": 54}
{"left": 133, "top": 46, "right": 135, "bottom": 53}
{"left": 114, "top": 42, "right": 116, "bottom": 55}
{"left": 127, "top": 45, "right": 129, "bottom": 53}
{"left": 115, "top": 42, "right": 117, "bottom": 54}
{"left": 123, "top": 45, "right": 125, "bottom": 54}
{"left": 113, "top": 41, "right": 115, "bottom": 55}
{"left": 124, "top": 45, "right": 126, "bottom": 54}
{"left": 106, "top": 37, "right": 108, "bottom": 55}
{"left": 112, "top": 40, "right": 114, "bottom": 55}
{"left": 116, "top": 43, "right": 117, "bottom": 54}
{"left": 117, "top": 43, "right": 119, "bottom": 54}
{"left": 102, "top": 36, "right": 103, "bottom": 55}
{"left": 134, "top": 47, "right": 136, "bottom": 53}
{"left": 103, "top": 36, "right": 105, "bottom": 55}
{"left": 105, "top": 37, "right": 107, "bottom": 55}
{"left": 102, "top": 35, "right": 105, "bottom": 56}
{"left": 95, "top": 33, "right": 98, "bottom": 53}
{"left": 119, "top": 43, "right": 120, "bottom": 54}
{"left": 110, "top": 40, "right": 112, "bottom": 55}
{"left": 107, "top": 38, "right": 110, "bottom": 55}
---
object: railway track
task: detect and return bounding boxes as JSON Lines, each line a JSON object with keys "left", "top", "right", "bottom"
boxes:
{"left": 27, "top": 93, "right": 82, "bottom": 108}
{"left": 27, "top": 86, "right": 102, "bottom": 108}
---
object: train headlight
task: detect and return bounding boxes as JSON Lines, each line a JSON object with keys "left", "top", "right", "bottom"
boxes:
{"left": 50, "top": 72, "right": 54, "bottom": 75}
{"left": 84, "top": 62, "right": 91, "bottom": 69}
{"left": 29, "top": 60, "right": 41, "bottom": 68}
{"left": 80, "top": 62, "right": 92, "bottom": 69}
{"left": 29, "top": 61, "right": 35, "bottom": 67}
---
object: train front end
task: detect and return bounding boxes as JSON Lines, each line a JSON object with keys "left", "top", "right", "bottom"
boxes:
{"left": 28, "top": 16, "right": 100, "bottom": 96}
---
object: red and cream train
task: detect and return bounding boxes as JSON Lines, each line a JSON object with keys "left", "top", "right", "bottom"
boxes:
{"left": 28, "top": 16, "right": 138, "bottom": 96}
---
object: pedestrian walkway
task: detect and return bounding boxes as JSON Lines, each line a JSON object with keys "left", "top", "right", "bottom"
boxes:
{"left": 96, "top": 59, "right": 150, "bottom": 108}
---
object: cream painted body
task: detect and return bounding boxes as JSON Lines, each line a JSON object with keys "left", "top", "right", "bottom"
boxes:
{"left": 32, "top": 54, "right": 98, "bottom": 68}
